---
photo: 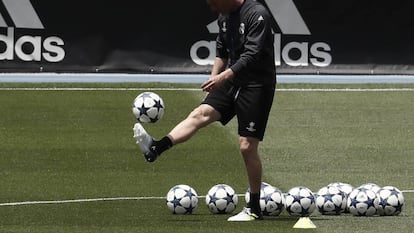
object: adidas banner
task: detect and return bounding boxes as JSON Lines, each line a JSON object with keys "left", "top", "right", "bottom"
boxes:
{"left": 1, "top": 0, "right": 414, "bottom": 74}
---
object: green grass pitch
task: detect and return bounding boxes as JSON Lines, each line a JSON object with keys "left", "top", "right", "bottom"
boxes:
{"left": 0, "top": 83, "right": 413, "bottom": 233}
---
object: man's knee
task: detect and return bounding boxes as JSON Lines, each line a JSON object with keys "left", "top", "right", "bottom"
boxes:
{"left": 188, "top": 104, "right": 220, "bottom": 125}
{"left": 239, "top": 137, "right": 259, "bottom": 156}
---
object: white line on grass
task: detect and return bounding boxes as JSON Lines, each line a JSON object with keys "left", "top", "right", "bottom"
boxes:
{"left": 0, "top": 191, "right": 412, "bottom": 207}
{"left": 0, "top": 197, "right": 164, "bottom": 207}
{"left": 0, "top": 195, "right": 213, "bottom": 207}
{"left": 1, "top": 87, "right": 414, "bottom": 92}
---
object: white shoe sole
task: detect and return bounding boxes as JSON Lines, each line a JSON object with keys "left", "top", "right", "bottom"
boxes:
{"left": 133, "top": 123, "right": 152, "bottom": 153}
{"left": 227, "top": 208, "right": 260, "bottom": 221}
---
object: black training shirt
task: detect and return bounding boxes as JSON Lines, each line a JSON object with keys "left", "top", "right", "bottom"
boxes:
{"left": 216, "top": 0, "right": 276, "bottom": 86}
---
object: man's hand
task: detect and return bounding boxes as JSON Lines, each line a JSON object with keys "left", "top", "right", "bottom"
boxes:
{"left": 201, "top": 74, "right": 225, "bottom": 92}
{"left": 201, "top": 68, "right": 234, "bottom": 92}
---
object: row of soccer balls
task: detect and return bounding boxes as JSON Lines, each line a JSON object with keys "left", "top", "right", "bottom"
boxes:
{"left": 166, "top": 182, "right": 404, "bottom": 217}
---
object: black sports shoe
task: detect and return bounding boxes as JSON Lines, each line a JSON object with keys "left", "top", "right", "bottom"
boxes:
{"left": 133, "top": 123, "right": 159, "bottom": 162}
{"left": 144, "top": 146, "right": 159, "bottom": 162}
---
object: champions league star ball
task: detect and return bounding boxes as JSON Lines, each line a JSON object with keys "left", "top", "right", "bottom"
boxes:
{"left": 205, "top": 184, "right": 238, "bottom": 214}
{"left": 328, "top": 182, "right": 354, "bottom": 212}
{"left": 284, "top": 186, "right": 316, "bottom": 217}
{"left": 316, "top": 185, "right": 347, "bottom": 215}
{"left": 358, "top": 183, "right": 381, "bottom": 194}
{"left": 166, "top": 184, "right": 198, "bottom": 214}
{"left": 244, "top": 182, "right": 285, "bottom": 216}
{"left": 132, "top": 92, "right": 165, "bottom": 123}
{"left": 347, "top": 187, "right": 378, "bottom": 216}
{"left": 260, "top": 185, "right": 284, "bottom": 216}
{"left": 328, "top": 182, "right": 354, "bottom": 198}
{"left": 375, "top": 186, "right": 404, "bottom": 216}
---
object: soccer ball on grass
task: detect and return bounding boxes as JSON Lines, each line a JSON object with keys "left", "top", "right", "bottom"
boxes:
{"left": 358, "top": 183, "right": 381, "bottom": 194}
{"left": 315, "top": 185, "right": 347, "bottom": 215}
{"left": 244, "top": 182, "right": 284, "bottom": 216}
{"left": 347, "top": 187, "right": 378, "bottom": 216}
{"left": 375, "top": 186, "right": 404, "bottom": 216}
{"left": 328, "top": 182, "right": 354, "bottom": 212}
{"left": 284, "top": 186, "right": 316, "bottom": 217}
{"left": 205, "top": 184, "right": 238, "bottom": 214}
{"left": 166, "top": 184, "right": 198, "bottom": 214}
{"left": 328, "top": 182, "right": 354, "bottom": 198}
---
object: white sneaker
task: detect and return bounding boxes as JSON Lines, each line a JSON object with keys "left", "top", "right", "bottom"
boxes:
{"left": 227, "top": 208, "right": 263, "bottom": 222}
{"left": 132, "top": 123, "right": 158, "bottom": 162}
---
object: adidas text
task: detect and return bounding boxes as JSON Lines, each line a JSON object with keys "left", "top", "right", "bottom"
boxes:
{"left": 190, "top": 36, "right": 331, "bottom": 67}
{"left": 0, "top": 27, "right": 65, "bottom": 62}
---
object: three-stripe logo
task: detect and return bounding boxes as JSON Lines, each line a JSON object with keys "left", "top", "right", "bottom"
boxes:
{"left": 191, "top": 0, "right": 332, "bottom": 68}
{"left": 0, "top": 0, "right": 44, "bottom": 29}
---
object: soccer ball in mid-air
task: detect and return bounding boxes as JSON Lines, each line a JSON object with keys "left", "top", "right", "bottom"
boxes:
{"left": 244, "top": 182, "right": 284, "bottom": 216}
{"left": 132, "top": 92, "right": 165, "bottom": 123}
{"left": 347, "top": 187, "right": 378, "bottom": 216}
{"left": 284, "top": 186, "right": 316, "bottom": 217}
{"left": 205, "top": 184, "right": 238, "bottom": 214}
{"left": 316, "top": 185, "right": 347, "bottom": 215}
{"left": 166, "top": 184, "right": 198, "bottom": 214}
{"left": 375, "top": 186, "right": 404, "bottom": 216}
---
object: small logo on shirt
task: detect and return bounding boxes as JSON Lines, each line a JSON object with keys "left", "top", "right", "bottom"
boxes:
{"left": 239, "top": 23, "right": 245, "bottom": 34}
{"left": 246, "top": 122, "right": 257, "bottom": 132}
{"left": 222, "top": 22, "right": 227, "bottom": 32}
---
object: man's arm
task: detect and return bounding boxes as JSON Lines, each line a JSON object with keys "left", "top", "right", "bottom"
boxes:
{"left": 201, "top": 57, "right": 234, "bottom": 92}
{"left": 211, "top": 57, "right": 227, "bottom": 76}
{"left": 230, "top": 6, "right": 271, "bottom": 76}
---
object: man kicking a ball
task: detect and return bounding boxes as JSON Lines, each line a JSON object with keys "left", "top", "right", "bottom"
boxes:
{"left": 133, "top": 0, "right": 276, "bottom": 221}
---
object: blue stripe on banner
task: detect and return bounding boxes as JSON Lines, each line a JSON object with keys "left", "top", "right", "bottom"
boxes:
{"left": 1, "top": 73, "right": 414, "bottom": 84}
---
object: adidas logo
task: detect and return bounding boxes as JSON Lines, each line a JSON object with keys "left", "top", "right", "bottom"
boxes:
{"left": 0, "top": 0, "right": 65, "bottom": 62}
{"left": 0, "top": 0, "right": 44, "bottom": 29}
{"left": 191, "top": 0, "right": 332, "bottom": 68}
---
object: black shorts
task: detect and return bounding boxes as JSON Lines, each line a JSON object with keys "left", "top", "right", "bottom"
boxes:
{"left": 201, "top": 80, "right": 275, "bottom": 141}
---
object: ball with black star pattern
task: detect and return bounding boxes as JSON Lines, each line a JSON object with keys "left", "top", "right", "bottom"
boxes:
{"left": 132, "top": 92, "right": 165, "bottom": 123}
{"left": 347, "top": 187, "right": 378, "bottom": 216}
{"left": 375, "top": 186, "right": 404, "bottom": 216}
{"left": 245, "top": 182, "right": 285, "bottom": 216}
{"left": 166, "top": 184, "right": 198, "bottom": 214}
{"left": 205, "top": 184, "right": 238, "bottom": 214}
{"left": 260, "top": 184, "right": 284, "bottom": 216}
{"left": 284, "top": 186, "right": 316, "bottom": 217}
{"left": 316, "top": 185, "right": 347, "bottom": 215}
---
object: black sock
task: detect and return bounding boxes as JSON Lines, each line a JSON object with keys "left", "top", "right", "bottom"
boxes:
{"left": 248, "top": 192, "right": 261, "bottom": 215}
{"left": 153, "top": 136, "right": 173, "bottom": 155}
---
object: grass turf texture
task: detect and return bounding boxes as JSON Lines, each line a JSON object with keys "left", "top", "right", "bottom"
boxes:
{"left": 0, "top": 83, "right": 413, "bottom": 233}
